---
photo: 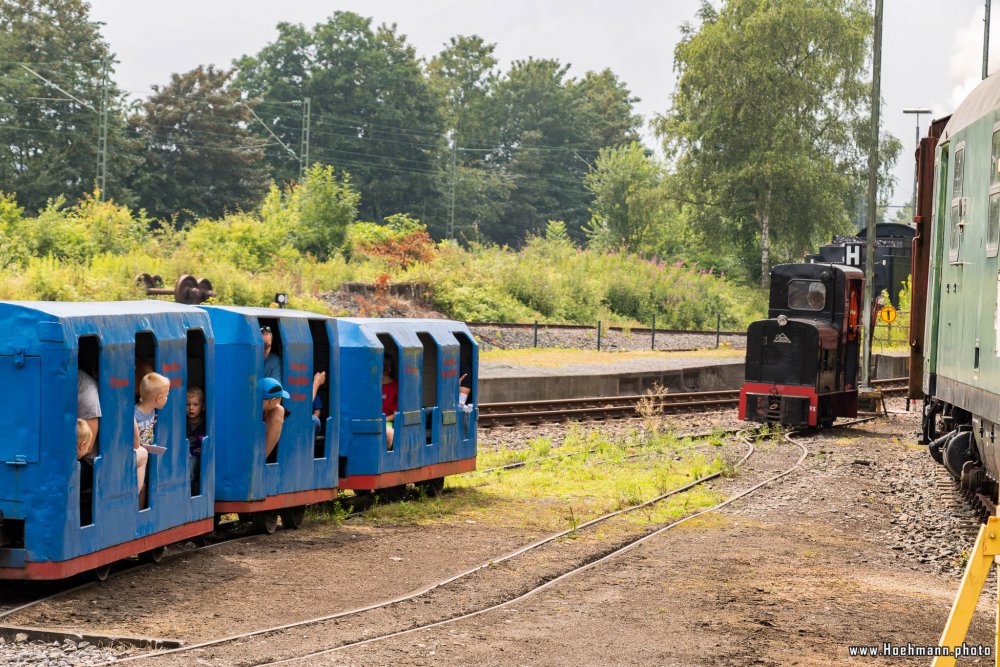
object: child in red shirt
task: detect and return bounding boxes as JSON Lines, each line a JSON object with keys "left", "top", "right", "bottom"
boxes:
{"left": 382, "top": 360, "right": 398, "bottom": 451}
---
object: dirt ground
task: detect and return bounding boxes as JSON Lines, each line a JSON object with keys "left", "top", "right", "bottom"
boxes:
{"left": 7, "top": 409, "right": 995, "bottom": 667}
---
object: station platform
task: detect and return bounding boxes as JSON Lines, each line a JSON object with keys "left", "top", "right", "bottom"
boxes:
{"left": 478, "top": 351, "right": 909, "bottom": 403}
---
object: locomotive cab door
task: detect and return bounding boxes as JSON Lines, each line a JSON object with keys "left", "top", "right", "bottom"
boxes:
{"left": 841, "top": 277, "right": 862, "bottom": 390}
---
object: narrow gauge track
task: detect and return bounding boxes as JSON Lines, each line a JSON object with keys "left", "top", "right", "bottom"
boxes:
{"left": 479, "top": 377, "right": 908, "bottom": 427}
{"left": 0, "top": 430, "right": 726, "bottom": 624}
{"left": 95, "top": 424, "right": 843, "bottom": 667}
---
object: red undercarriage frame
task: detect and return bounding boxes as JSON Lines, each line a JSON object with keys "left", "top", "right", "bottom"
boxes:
{"left": 4, "top": 461, "right": 477, "bottom": 580}
{"left": 340, "top": 457, "right": 477, "bottom": 491}
{"left": 214, "top": 488, "right": 336, "bottom": 514}
{"left": 739, "top": 382, "right": 857, "bottom": 427}
{"left": 0, "top": 518, "right": 214, "bottom": 581}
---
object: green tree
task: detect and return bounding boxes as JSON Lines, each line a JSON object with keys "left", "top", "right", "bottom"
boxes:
{"left": 479, "top": 58, "right": 645, "bottom": 245}
{"left": 293, "top": 163, "right": 360, "bottom": 259}
{"left": 659, "top": 0, "right": 900, "bottom": 286}
{"left": 573, "top": 69, "right": 643, "bottom": 148}
{"left": 128, "top": 66, "right": 270, "bottom": 222}
{"left": 235, "top": 12, "right": 444, "bottom": 222}
{"left": 0, "top": 0, "right": 137, "bottom": 210}
{"left": 584, "top": 142, "right": 664, "bottom": 252}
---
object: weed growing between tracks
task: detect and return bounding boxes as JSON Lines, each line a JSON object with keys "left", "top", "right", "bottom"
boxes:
{"left": 317, "top": 427, "right": 733, "bottom": 533}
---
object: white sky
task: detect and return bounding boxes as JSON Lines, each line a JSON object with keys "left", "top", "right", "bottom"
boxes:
{"left": 88, "top": 0, "right": 999, "bottom": 210}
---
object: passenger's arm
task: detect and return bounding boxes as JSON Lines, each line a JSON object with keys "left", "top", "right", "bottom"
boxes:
{"left": 133, "top": 417, "right": 139, "bottom": 450}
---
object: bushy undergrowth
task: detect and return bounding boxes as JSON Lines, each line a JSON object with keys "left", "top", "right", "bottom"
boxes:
{"left": 0, "top": 188, "right": 766, "bottom": 328}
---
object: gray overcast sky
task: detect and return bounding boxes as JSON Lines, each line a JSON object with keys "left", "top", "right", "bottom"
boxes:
{"left": 89, "top": 0, "right": 998, "bottom": 210}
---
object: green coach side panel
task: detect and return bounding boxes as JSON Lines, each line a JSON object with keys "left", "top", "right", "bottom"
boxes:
{"left": 926, "top": 75, "right": 1000, "bottom": 401}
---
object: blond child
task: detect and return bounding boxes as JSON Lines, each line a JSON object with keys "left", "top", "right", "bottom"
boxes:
{"left": 76, "top": 418, "right": 92, "bottom": 461}
{"left": 134, "top": 372, "right": 170, "bottom": 495}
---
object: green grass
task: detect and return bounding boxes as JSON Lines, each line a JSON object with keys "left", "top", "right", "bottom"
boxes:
{"left": 343, "top": 428, "right": 730, "bottom": 531}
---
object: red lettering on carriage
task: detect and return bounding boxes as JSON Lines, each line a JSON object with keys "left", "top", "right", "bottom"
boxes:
{"left": 170, "top": 377, "right": 182, "bottom": 389}
{"left": 287, "top": 376, "right": 309, "bottom": 386}
{"left": 443, "top": 358, "right": 457, "bottom": 367}
{"left": 109, "top": 377, "right": 129, "bottom": 389}
{"left": 404, "top": 366, "right": 419, "bottom": 375}
{"left": 290, "top": 363, "right": 308, "bottom": 371}
{"left": 292, "top": 393, "right": 307, "bottom": 402}
{"left": 161, "top": 362, "right": 181, "bottom": 373}
{"left": 441, "top": 370, "right": 458, "bottom": 378}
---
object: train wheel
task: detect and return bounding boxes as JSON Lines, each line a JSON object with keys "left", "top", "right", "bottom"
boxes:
{"left": 418, "top": 477, "right": 445, "bottom": 498}
{"left": 93, "top": 564, "right": 111, "bottom": 582}
{"left": 383, "top": 485, "right": 408, "bottom": 502}
{"left": 279, "top": 506, "right": 306, "bottom": 530}
{"left": 820, "top": 419, "right": 834, "bottom": 428}
{"left": 139, "top": 546, "right": 166, "bottom": 564}
{"left": 252, "top": 510, "right": 279, "bottom": 535}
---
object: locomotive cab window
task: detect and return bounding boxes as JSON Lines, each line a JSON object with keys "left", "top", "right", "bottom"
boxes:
{"left": 787, "top": 280, "right": 826, "bottom": 311}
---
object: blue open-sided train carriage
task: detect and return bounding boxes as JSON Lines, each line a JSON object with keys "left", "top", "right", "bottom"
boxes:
{"left": 336, "top": 318, "right": 477, "bottom": 491}
{"left": 0, "top": 301, "right": 215, "bottom": 580}
{"left": 201, "top": 306, "right": 338, "bottom": 531}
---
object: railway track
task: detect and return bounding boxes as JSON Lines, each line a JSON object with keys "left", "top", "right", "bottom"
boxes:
{"left": 478, "top": 377, "right": 909, "bottom": 427}
{"left": 110, "top": 421, "right": 860, "bottom": 667}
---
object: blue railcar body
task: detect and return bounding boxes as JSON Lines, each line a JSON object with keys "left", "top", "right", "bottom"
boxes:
{"left": 0, "top": 301, "right": 215, "bottom": 579}
{"left": 201, "top": 306, "right": 338, "bottom": 511}
{"left": 336, "top": 318, "right": 477, "bottom": 488}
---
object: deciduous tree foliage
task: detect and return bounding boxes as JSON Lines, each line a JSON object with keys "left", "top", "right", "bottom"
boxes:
{"left": 585, "top": 142, "right": 664, "bottom": 253}
{"left": 0, "top": 0, "right": 136, "bottom": 211}
{"left": 235, "top": 12, "right": 444, "bottom": 223}
{"left": 128, "top": 66, "right": 269, "bottom": 223}
{"left": 660, "top": 0, "right": 899, "bottom": 286}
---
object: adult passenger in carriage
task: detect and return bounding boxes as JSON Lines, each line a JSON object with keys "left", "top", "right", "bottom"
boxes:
{"left": 77, "top": 369, "right": 101, "bottom": 461}
{"left": 260, "top": 377, "right": 290, "bottom": 458}
{"left": 261, "top": 326, "right": 281, "bottom": 382}
{"left": 382, "top": 360, "right": 398, "bottom": 451}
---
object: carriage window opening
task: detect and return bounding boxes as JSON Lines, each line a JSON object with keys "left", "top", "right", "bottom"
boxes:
{"left": 258, "top": 318, "right": 283, "bottom": 464}
{"left": 0, "top": 518, "right": 24, "bottom": 549}
{"left": 453, "top": 332, "right": 475, "bottom": 407}
{"left": 308, "top": 319, "right": 330, "bottom": 459}
{"left": 787, "top": 281, "right": 826, "bottom": 311}
{"left": 78, "top": 335, "right": 101, "bottom": 527}
{"left": 953, "top": 146, "right": 965, "bottom": 197}
{"left": 135, "top": 332, "right": 157, "bottom": 510}
{"left": 417, "top": 333, "right": 438, "bottom": 445}
{"left": 376, "top": 334, "right": 400, "bottom": 453}
{"left": 950, "top": 203, "right": 962, "bottom": 254}
{"left": 989, "top": 193, "right": 1000, "bottom": 258}
{"left": 992, "top": 131, "right": 1000, "bottom": 187}
{"left": 186, "top": 329, "right": 207, "bottom": 497}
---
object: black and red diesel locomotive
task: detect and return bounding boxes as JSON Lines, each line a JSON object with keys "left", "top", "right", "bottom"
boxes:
{"left": 739, "top": 263, "right": 864, "bottom": 428}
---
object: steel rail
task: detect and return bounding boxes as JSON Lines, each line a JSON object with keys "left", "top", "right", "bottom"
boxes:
{"left": 254, "top": 423, "right": 849, "bottom": 665}
{"left": 478, "top": 378, "right": 909, "bottom": 427}
{"left": 98, "top": 431, "right": 761, "bottom": 666}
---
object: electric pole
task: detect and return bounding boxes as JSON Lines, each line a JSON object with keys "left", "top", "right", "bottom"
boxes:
{"left": 860, "top": 0, "right": 883, "bottom": 392}
{"left": 985, "top": 0, "right": 993, "bottom": 80}
{"left": 96, "top": 58, "right": 110, "bottom": 199}
{"left": 299, "top": 96, "right": 311, "bottom": 179}
{"left": 447, "top": 139, "right": 457, "bottom": 240}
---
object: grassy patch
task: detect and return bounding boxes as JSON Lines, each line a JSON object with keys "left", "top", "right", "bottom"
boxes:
{"left": 479, "top": 347, "right": 744, "bottom": 367}
{"left": 349, "top": 428, "right": 732, "bottom": 531}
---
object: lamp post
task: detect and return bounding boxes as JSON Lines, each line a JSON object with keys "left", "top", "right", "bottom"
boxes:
{"left": 903, "top": 108, "right": 932, "bottom": 221}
